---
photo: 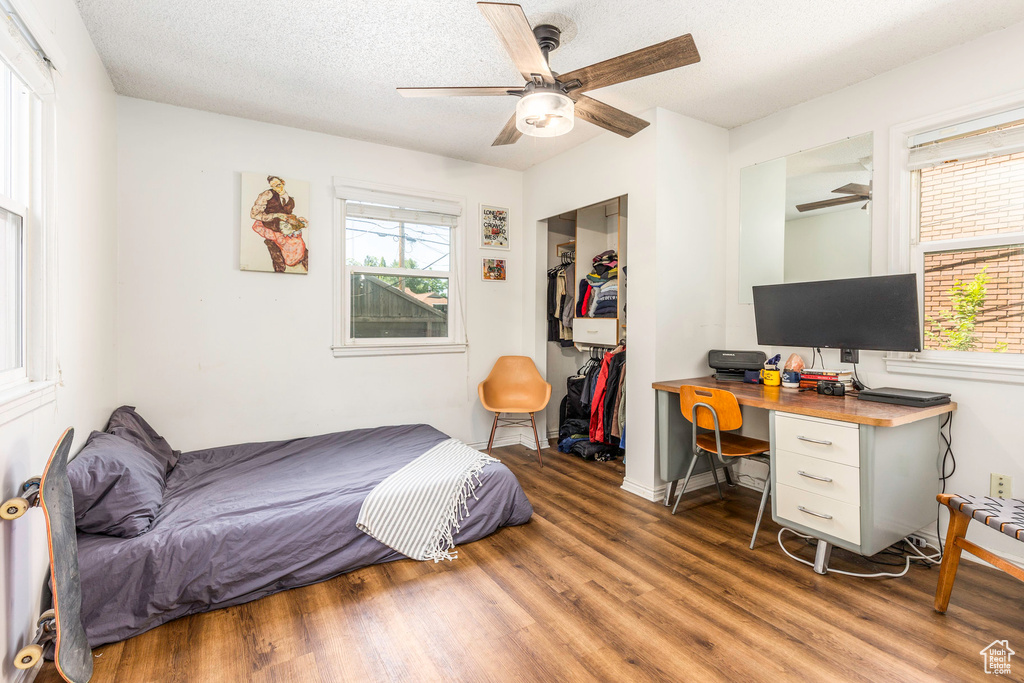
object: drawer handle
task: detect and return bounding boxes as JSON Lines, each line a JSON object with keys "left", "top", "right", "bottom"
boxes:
{"left": 586, "top": 329, "right": 598, "bottom": 333}
{"left": 797, "top": 435, "right": 832, "bottom": 446}
{"left": 797, "top": 470, "right": 833, "bottom": 483}
{"left": 797, "top": 505, "right": 833, "bottom": 520}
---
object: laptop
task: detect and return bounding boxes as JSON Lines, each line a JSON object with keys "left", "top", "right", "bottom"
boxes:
{"left": 857, "top": 387, "right": 951, "bottom": 407}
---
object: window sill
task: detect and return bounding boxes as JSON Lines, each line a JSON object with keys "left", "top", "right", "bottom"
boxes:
{"left": 885, "top": 354, "right": 1024, "bottom": 385}
{"left": 332, "top": 343, "right": 467, "bottom": 358}
{"left": 0, "top": 380, "right": 58, "bottom": 427}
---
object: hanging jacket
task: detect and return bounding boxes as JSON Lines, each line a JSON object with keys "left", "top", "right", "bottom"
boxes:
{"left": 589, "top": 352, "right": 613, "bottom": 442}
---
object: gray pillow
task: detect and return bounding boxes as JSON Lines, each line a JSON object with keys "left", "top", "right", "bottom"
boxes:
{"left": 106, "top": 405, "right": 179, "bottom": 475}
{"left": 67, "top": 431, "right": 166, "bottom": 538}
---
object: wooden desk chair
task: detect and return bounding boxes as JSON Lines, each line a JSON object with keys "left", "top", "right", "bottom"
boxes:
{"left": 478, "top": 356, "right": 552, "bottom": 465}
{"left": 934, "top": 493, "right": 1024, "bottom": 612}
{"left": 671, "top": 385, "right": 772, "bottom": 549}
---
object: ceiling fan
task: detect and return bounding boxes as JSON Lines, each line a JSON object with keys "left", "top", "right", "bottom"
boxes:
{"left": 398, "top": 2, "right": 700, "bottom": 145}
{"left": 796, "top": 183, "right": 872, "bottom": 213}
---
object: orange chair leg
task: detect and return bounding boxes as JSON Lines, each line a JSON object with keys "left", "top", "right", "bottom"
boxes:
{"left": 530, "top": 413, "right": 543, "bottom": 467}
{"left": 487, "top": 413, "right": 499, "bottom": 455}
{"left": 934, "top": 505, "right": 973, "bottom": 613}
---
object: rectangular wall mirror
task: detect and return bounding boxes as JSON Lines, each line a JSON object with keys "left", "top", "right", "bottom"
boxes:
{"left": 738, "top": 133, "right": 873, "bottom": 303}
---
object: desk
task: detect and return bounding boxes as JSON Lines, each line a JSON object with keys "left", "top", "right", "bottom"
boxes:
{"left": 654, "top": 376, "right": 956, "bottom": 573}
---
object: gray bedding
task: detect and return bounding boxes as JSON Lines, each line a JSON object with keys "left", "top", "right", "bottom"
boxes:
{"left": 75, "top": 423, "right": 533, "bottom": 647}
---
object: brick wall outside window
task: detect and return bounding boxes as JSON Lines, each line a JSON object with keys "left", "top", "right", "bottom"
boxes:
{"left": 919, "top": 152, "right": 1024, "bottom": 353}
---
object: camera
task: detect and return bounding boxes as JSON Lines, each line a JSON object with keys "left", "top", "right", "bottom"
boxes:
{"left": 816, "top": 380, "right": 846, "bottom": 397}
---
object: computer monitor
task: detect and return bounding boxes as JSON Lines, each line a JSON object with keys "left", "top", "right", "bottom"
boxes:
{"left": 751, "top": 274, "right": 921, "bottom": 352}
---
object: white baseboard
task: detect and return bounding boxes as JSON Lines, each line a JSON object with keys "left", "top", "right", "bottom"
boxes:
{"left": 467, "top": 433, "right": 551, "bottom": 452}
{"left": 466, "top": 433, "right": 521, "bottom": 451}
{"left": 622, "top": 469, "right": 730, "bottom": 503}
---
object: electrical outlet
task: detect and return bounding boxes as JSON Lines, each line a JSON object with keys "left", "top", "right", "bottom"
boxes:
{"left": 907, "top": 534, "right": 928, "bottom": 548}
{"left": 991, "top": 473, "right": 1012, "bottom": 499}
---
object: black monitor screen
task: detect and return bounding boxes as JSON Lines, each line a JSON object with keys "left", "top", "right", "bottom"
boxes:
{"left": 752, "top": 274, "right": 921, "bottom": 352}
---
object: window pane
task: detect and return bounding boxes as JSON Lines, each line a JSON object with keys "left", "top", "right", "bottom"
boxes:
{"left": 919, "top": 152, "right": 1024, "bottom": 242}
{"left": 923, "top": 246, "right": 1024, "bottom": 353}
{"left": 350, "top": 273, "right": 448, "bottom": 339}
{"left": 1, "top": 207, "right": 23, "bottom": 372}
{"left": 9, "top": 70, "right": 31, "bottom": 205}
{"left": 345, "top": 218, "right": 449, "bottom": 271}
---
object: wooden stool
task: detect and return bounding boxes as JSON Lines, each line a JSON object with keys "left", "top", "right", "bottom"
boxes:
{"left": 935, "top": 493, "right": 1024, "bottom": 612}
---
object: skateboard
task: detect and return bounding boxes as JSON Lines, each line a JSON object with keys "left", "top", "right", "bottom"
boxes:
{"left": 3, "top": 428, "right": 93, "bottom": 682}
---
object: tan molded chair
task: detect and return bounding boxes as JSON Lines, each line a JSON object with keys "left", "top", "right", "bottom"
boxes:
{"left": 671, "top": 386, "right": 772, "bottom": 549}
{"left": 478, "top": 356, "right": 551, "bottom": 465}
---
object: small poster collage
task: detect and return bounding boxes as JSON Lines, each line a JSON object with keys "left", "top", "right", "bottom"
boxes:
{"left": 480, "top": 204, "right": 508, "bottom": 281}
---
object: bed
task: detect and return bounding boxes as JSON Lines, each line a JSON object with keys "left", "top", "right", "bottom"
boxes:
{"left": 72, "top": 421, "right": 533, "bottom": 648}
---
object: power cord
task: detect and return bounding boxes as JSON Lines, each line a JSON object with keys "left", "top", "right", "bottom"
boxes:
{"left": 936, "top": 412, "right": 956, "bottom": 559}
{"left": 778, "top": 528, "right": 941, "bottom": 578}
{"left": 851, "top": 362, "right": 870, "bottom": 391}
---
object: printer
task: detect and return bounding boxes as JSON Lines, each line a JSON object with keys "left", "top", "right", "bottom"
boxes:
{"left": 707, "top": 350, "right": 767, "bottom": 382}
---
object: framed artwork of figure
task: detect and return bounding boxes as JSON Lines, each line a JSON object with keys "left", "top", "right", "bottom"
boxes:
{"left": 241, "top": 173, "right": 311, "bottom": 274}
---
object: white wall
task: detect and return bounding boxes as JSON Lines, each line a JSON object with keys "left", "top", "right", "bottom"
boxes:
{"left": 0, "top": 0, "right": 117, "bottom": 678}
{"left": 524, "top": 108, "right": 728, "bottom": 499}
{"left": 738, "top": 157, "right": 786, "bottom": 302}
{"left": 784, "top": 208, "right": 871, "bottom": 283}
{"left": 726, "top": 21, "right": 1024, "bottom": 562}
{"left": 116, "top": 98, "right": 524, "bottom": 452}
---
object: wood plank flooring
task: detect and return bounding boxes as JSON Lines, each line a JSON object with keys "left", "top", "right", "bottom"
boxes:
{"left": 38, "top": 445, "right": 1023, "bottom": 682}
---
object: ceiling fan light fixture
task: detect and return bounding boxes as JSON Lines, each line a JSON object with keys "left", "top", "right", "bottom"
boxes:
{"left": 516, "top": 90, "right": 574, "bottom": 137}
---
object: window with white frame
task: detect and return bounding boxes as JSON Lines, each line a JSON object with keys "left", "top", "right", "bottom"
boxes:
{"left": 0, "top": 2, "right": 58, "bottom": 415}
{"left": 335, "top": 183, "right": 465, "bottom": 355}
{"left": 0, "top": 57, "right": 38, "bottom": 392}
{"left": 907, "top": 109, "right": 1024, "bottom": 357}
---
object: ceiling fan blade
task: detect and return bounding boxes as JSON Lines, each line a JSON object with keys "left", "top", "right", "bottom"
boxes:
{"left": 398, "top": 86, "right": 524, "bottom": 97}
{"left": 796, "top": 195, "right": 870, "bottom": 213}
{"left": 574, "top": 96, "right": 650, "bottom": 138}
{"left": 559, "top": 34, "right": 699, "bottom": 94}
{"left": 477, "top": 3, "right": 555, "bottom": 84}
{"left": 492, "top": 112, "right": 522, "bottom": 146}
{"left": 832, "top": 182, "right": 872, "bottom": 195}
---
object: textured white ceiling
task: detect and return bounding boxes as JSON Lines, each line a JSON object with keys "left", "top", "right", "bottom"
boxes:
{"left": 76, "top": 0, "right": 1024, "bottom": 171}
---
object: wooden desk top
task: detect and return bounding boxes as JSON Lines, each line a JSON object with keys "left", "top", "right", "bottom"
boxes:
{"left": 652, "top": 376, "right": 956, "bottom": 428}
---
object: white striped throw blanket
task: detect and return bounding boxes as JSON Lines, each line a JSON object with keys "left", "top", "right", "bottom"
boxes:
{"left": 356, "top": 439, "right": 498, "bottom": 562}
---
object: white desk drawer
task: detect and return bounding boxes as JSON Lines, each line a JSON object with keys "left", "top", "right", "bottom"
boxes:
{"left": 573, "top": 317, "right": 617, "bottom": 346}
{"left": 775, "top": 413, "right": 859, "bottom": 467}
{"left": 776, "top": 484, "right": 861, "bottom": 545}
{"left": 775, "top": 450, "right": 860, "bottom": 505}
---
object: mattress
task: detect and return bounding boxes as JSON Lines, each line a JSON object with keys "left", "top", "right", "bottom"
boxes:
{"left": 75, "top": 423, "right": 533, "bottom": 647}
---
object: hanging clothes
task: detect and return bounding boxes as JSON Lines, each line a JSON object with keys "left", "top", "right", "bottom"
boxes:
{"left": 546, "top": 254, "right": 575, "bottom": 346}
{"left": 589, "top": 343, "right": 625, "bottom": 444}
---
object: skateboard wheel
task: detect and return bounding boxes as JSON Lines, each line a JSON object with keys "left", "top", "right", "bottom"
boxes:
{"left": 14, "top": 643, "right": 43, "bottom": 669}
{"left": 1, "top": 497, "right": 29, "bottom": 520}
{"left": 37, "top": 609, "right": 55, "bottom": 629}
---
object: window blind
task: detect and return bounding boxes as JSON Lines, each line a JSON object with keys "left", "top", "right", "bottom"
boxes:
{"left": 907, "top": 119, "right": 1024, "bottom": 171}
{"left": 0, "top": 0, "right": 53, "bottom": 95}
{"left": 346, "top": 201, "right": 459, "bottom": 228}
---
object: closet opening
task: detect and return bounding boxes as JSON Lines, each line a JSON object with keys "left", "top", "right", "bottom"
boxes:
{"left": 543, "top": 195, "right": 627, "bottom": 463}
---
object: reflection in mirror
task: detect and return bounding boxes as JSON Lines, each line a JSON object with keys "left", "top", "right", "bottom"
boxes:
{"left": 738, "top": 133, "right": 873, "bottom": 303}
